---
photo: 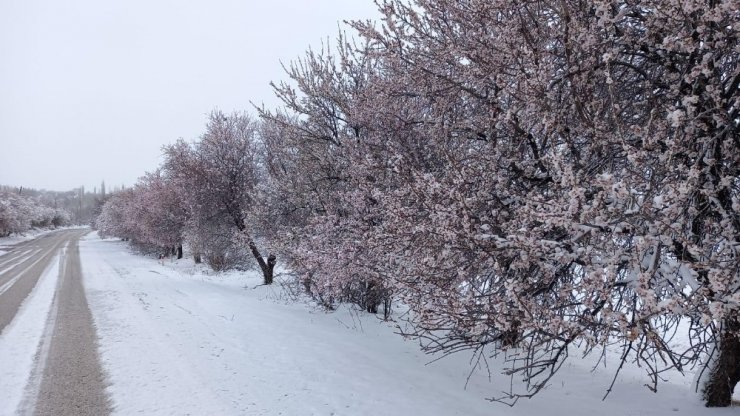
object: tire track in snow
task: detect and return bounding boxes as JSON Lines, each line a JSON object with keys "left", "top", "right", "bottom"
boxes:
{"left": 0, "top": 249, "right": 51, "bottom": 297}
{"left": 0, "top": 251, "right": 61, "bottom": 416}
{"left": 0, "top": 248, "right": 39, "bottom": 272}
{"left": 0, "top": 231, "right": 61, "bottom": 271}
{"left": 0, "top": 231, "right": 76, "bottom": 335}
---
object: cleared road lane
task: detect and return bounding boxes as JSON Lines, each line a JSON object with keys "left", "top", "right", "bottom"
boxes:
{"left": 0, "top": 229, "right": 111, "bottom": 415}
{"left": 0, "top": 230, "right": 84, "bottom": 334}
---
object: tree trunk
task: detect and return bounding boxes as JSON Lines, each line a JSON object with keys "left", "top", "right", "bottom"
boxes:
{"left": 364, "top": 281, "right": 380, "bottom": 314}
{"left": 193, "top": 252, "right": 202, "bottom": 264}
{"left": 176, "top": 245, "right": 183, "bottom": 259}
{"left": 382, "top": 296, "right": 392, "bottom": 321}
{"left": 703, "top": 313, "right": 740, "bottom": 407}
{"left": 249, "top": 241, "right": 276, "bottom": 285}
{"left": 500, "top": 319, "right": 521, "bottom": 348}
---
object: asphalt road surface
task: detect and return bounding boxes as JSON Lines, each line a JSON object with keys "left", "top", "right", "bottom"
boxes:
{"left": 0, "top": 229, "right": 111, "bottom": 415}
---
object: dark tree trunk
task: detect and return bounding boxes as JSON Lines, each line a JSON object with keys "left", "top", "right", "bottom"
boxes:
{"left": 302, "top": 276, "right": 313, "bottom": 294}
{"left": 193, "top": 252, "right": 202, "bottom": 264}
{"left": 703, "top": 313, "right": 740, "bottom": 407}
{"left": 176, "top": 245, "right": 183, "bottom": 259}
{"left": 382, "top": 296, "right": 392, "bottom": 321}
{"left": 249, "top": 241, "right": 276, "bottom": 285}
{"left": 364, "top": 281, "right": 380, "bottom": 314}
{"left": 500, "top": 319, "right": 521, "bottom": 348}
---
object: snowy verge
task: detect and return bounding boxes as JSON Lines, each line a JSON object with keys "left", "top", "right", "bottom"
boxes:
{"left": 80, "top": 234, "right": 737, "bottom": 415}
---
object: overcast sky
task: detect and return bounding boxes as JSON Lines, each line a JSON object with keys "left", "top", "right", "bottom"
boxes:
{"left": 0, "top": 0, "right": 379, "bottom": 192}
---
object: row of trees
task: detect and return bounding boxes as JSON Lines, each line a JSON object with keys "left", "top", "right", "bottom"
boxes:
{"left": 96, "top": 112, "right": 276, "bottom": 281}
{"left": 1, "top": 183, "right": 110, "bottom": 227}
{"left": 0, "top": 189, "right": 72, "bottom": 236}
{"left": 97, "top": 0, "right": 738, "bottom": 407}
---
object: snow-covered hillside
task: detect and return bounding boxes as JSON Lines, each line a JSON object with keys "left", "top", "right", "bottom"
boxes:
{"left": 65, "top": 233, "right": 734, "bottom": 415}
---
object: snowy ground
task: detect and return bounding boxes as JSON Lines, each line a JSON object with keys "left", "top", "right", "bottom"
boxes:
{"left": 3, "top": 231, "right": 733, "bottom": 415}
{"left": 76, "top": 233, "right": 738, "bottom": 416}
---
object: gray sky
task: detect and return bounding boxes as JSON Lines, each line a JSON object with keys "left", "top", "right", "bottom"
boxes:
{"left": 0, "top": 0, "right": 379, "bottom": 192}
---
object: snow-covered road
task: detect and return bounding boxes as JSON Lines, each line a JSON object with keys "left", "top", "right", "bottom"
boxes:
{"left": 0, "top": 229, "right": 109, "bottom": 416}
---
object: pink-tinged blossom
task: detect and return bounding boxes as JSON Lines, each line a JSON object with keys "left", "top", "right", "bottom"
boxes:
{"left": 261, "top": 0, "right": 739, "bottom": 406}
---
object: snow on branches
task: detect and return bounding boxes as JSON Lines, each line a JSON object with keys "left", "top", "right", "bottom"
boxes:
{"left": 94, "top": 0, "right": 738, "bottom": 406}
{"left": 261, "top": 0, "right": 739, "bottom": 406}
{"left": 0, "top": 190, "right": 71, "bottom": 236}
{"left": 97, "top": 111, "right": 277, "bottom": 283}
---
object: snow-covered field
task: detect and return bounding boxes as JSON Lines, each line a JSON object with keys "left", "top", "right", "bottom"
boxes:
{"left": 2, "top": 231, "right": 736, "bottom": 415}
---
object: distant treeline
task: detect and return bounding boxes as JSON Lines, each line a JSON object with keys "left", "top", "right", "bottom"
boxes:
{"left": 0, "top": 183, "right": 113, "bottom": 235}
